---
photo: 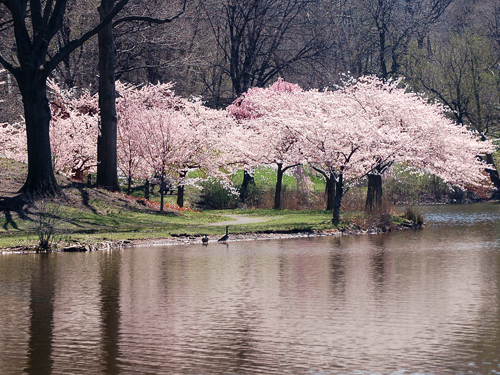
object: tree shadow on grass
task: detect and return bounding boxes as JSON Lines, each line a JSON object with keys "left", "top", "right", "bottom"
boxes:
{"left": 62, "top": 182, "right": 98, "bottom": 215}
{"left": 0, "top": 194, "right": 32, "bottom": 230}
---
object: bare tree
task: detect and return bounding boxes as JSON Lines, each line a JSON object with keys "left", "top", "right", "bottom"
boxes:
{"left": 201, "top": 0, "right": 324, "bottom": 100}
{"left": 354, "top": 0, "right": 453, "bottom": 78}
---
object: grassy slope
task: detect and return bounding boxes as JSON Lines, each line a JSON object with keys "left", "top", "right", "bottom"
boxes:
{"left": 0, "top": 158, "right": 412, "bottom": 249}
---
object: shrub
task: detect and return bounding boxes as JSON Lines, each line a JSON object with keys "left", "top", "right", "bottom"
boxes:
{"left": 196, "top": 178, "right": 239, "bottom": 209}
{"left": 24, "top": 193, "right": 66, "bottom": 252}
{"left": 403, "top": 207, "right": 424, "bottom": 225}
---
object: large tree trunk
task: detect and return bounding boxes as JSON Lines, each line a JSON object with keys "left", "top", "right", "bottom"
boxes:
{"left": 365, "top": 174, "right": 383, "bottom": 213}
{"left": 19, "top": 74, "right": 60, "bottom": 197}
{"left": 325, "top": 172, "right": 336, "bottom": 210}
{"left": 274, "top": 163, "right": 284, "bottom": 209}
{"left": 96, "top": 0, "right": 120, "bottom": 191}
{"left": 332, "top": 173, "right": 344, "bottom": 225}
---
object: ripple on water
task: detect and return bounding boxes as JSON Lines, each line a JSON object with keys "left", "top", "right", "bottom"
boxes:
{"left": 1, "top": 205, "right": 500, "bottom": 374}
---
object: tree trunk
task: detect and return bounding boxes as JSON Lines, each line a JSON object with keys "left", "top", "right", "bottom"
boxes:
{"left": 325, "top": 172, "right": 336, "bottom": 210}
{"left": 177, "top": 171, "right": 186, "bottom": 207}
{"left": 274, "top": 163, "right": 284, "bottom": 209}
{"left": 332, "top": 173, "right": 344, "bottom": 225}
{"left": 160, "top": 174, "right": 165, "bottom": 212}
{"left": 240, "top": 169, "right": 255, "bottom": 201}
{"left": 177, "top": 185, "right": 185, "bottom": 207}
{"left": 96, "top": 0, "right": 120, "bottom": 191}
{"left": 18, "top": 74, "right": 60, "bottom": 197}
{"left": 365, "top": 174, "right": 383, "bottom": 213}
{"left": 127, "top": 176, "right": 132, "bottom": 195}
{"left": 144, "top": 179, "right": 150, "bottom": 201}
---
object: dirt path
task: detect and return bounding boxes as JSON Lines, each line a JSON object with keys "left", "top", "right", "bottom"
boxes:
{"left": 208, "top": 215, "right": 270, "bottom": 226}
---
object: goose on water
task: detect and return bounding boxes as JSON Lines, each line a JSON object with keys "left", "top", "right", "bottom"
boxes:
{"left": 202, "top": 234, "right": 209, "bottom": 245}
{"left": 218, "top": 226, "right": 229, "bottom": 243}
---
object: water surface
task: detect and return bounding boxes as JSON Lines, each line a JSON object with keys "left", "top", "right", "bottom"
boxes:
{"left": 1, "top": 203, "right": 500, "bottom": 374}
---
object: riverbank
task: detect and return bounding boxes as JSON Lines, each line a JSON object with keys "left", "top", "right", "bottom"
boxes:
{"left": 0, "top": 218, "right": 423, "bottom": 253}
{"left": 1, "top": 158, "right": 422, "bottom": 253}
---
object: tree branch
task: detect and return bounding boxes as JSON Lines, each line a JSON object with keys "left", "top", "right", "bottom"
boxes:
{"left": 112, "top": 0, "right": 186, "bottom": 28}
{"left": 44, "top": 0, "right": 129, "bottom": 73}
{"left": 0, "top": 52, "right": 19, "bottom": 77}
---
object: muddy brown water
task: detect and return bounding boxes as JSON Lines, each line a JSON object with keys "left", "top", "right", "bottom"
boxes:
{"left": 1, "top": 203, "right": 500, "bottom": 374}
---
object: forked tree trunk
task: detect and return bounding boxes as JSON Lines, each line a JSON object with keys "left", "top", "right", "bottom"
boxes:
{"left": 19, "top": 74, "right": 60, "bottom": 197}
{"left": 332, "top": 173, "right": 344, "bottom": 225}
{"left": 96, "top": 0, "right": 120, "bottom": 191}
{"left": 365, "top": 174, "right": 383, "bottom": 213}
{"left": 274, "top": 163, "right": 284, "bottom": 209}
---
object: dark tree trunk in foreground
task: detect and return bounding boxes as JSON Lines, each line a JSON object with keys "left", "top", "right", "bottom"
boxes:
{"left": 19, "top": 74, "right": 60, "bottom": 196}
{"left": 96, "top": 0, "right": 120, "bottom": 191}
{"left": 0, "top": 0, "right": 129, "bottom": 197}
{"left": 274, "top": 163, "right": 284, "bottom": 209}
{"left": 365, "top": 174, "right": 383, "bottom": 213}
{"left": 332, "top": 173, "right": 344, "bottom": 225}
{"left": 325, "top": 172, "right": 336, "bottom": 210}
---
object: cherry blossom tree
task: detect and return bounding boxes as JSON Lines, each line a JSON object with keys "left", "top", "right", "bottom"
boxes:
{"left": 234, "top": 76, "right": 494, "bottom": 223}
{"left": 49, "top": 82, "right": 99, "bottom": 181}
{"left": 116, "top": 82, "right": 234, "bottom": 210}
{"left": 1, "top": 81, "right": 100, "bottom": 180}
{"left": 0, "top": 121, "right": 27, "bottom": 162}
{"left": 228, "top": 78, "right": 304, "bottom": 209}
{"left": 339, "top": 76, "right": 496, "bottom": 212}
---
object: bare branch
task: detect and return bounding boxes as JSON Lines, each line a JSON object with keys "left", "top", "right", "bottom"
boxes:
{"left": 112, "top": 0, "right": 187, "bottom": 28}
{"left": 45, "top": 0, "right": 129, "bottom": 73}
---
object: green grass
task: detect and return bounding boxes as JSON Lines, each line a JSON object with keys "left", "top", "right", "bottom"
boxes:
{"left": 0, "top": 202, "right": 414, "bottom": 249}
{"left": 0, "top": 161, "right": 416, "bottom": 250}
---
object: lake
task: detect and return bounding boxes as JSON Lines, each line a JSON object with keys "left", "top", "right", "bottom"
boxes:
{"left": 1, "top": 203, "right": 500, "bottom": 374}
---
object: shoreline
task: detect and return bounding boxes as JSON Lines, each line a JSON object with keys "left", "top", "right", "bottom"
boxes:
{"left": 0, "top": 222, "right": 422, "bottom": 254}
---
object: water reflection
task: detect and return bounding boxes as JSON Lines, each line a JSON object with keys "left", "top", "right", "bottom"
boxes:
{"left": 0, "top": 204, "right": 500, "bottom": 374}
{"left": 26, "top": 254, "right": 54, "bottom": 375}
{"left": 100, "top": 251, "right": 121, "bottom": 375}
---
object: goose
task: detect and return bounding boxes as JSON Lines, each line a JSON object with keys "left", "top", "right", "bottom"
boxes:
{"left": 202, "top": 234, "right": 209, "bottom": 245}
{"left": 217, "top": 226, "right": 229, "bottom": 243}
